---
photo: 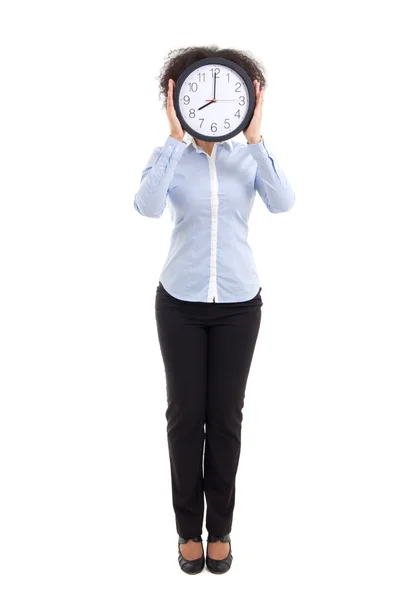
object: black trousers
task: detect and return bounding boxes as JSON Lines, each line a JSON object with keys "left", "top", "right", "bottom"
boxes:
{"left": 154, "top": 281, "right": 263, "bottom": 539}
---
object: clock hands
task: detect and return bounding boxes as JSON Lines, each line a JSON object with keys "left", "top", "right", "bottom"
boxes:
{"left": 198, "top": 72, "right": 218, "bottom": 111}
{"left": 198, "top": 98, "right": 241, "bottom": 110}
{"left": 197, "top": 99, "right": 216, "bottom": 111}
{"left": 197, "top": 74, "right": 245, "bottom": 109}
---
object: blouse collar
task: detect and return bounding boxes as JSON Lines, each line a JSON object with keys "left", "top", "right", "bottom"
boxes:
{"left": 183, "top": 132, "right": 233, "bottom": 154}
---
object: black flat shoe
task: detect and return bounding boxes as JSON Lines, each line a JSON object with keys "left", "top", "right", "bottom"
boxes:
{"left": 206, "top": 533, "right": 233, "bottom": 574}
{"left": 178, "top": 535, "right": 205, "bottom": 574}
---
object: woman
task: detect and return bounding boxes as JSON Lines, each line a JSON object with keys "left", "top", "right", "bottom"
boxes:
{"left": 133, "top": 46, "right": 295, "bottom": 575}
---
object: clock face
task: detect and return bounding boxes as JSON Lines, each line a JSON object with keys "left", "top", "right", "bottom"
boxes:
{"left": 173, "top": 57, "right": 255, "bottom": 142}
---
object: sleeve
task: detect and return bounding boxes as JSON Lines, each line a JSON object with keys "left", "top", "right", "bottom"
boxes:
{"left": 247, "top": 136, "right": 296, "bottom": 214}
{"left": 133, "top": 135, "right": 187, "bottom": 218}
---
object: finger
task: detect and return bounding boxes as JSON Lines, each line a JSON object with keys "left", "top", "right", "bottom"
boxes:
{"left": 169, "top": 80, "right": 175, "bottom": 102}
{"left": 254, "top": 79, "right": 259, "bottom": 96}
{"left": 257, "top": 86, "right": 264, "bottom": 107}
{"left": 167, "top": 80, "right": 173, "bottom": 109}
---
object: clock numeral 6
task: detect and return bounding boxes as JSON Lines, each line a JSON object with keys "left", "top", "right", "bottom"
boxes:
{"left": 211, "top": 122, "right": 217, "bottom": 132}
{"left": 224, "top": 118, "right": 230, "bottom": 129}
{"left": 183, "top": 95, "right": 190, "bottom": 105}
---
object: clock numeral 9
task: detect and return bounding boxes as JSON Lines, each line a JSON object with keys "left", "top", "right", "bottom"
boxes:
{"left": 188, "top": 82, "right": 198, "bottom": 92}
{"left": 235, "top": 82, "right": 242, "bottom": 92}
{"left": 224, "top": 118, "right": 230, "bottom": 129}
{"left": 183, "top": 95, "right": 190, "bottom": 105}
{"left": 211, "top": 122, "right": 217, "bottom": 132}
{"left": 189, "top": 109, "right": 195, "bottom": 118}
{"left": 239, "top": 96, "right": 245, "bottom": 106}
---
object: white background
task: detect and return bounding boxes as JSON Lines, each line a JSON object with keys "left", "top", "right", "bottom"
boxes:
{"left": 1, "top": 0, "right": 399, "bottom": 598}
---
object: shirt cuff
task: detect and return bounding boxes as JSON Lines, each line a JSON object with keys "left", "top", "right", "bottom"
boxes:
{"left": 154, "top": 135, "right": 187, "bottom": 171}
{"left": 163, "top": 135, "right": 187, "bottom": 157}
{"left": 247, "top": 135, "right": 276, "bottom": 158}
{"left": 247, "top": 135, "right": 263, "bottom": 145}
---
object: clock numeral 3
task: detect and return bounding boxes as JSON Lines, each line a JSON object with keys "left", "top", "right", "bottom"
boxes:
{"left": 239, "top": 96, "right": 245, "bottom": 106}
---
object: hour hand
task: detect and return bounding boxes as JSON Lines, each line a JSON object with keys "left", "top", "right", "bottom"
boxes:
{"left": 198, "top": 99, "right": 215, "bottom": 111}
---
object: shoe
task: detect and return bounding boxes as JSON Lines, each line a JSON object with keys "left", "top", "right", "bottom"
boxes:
{"left": 206, "top": 533, "right": 233, "bottom": 574}
{"left": 178, "top": 535, "right": 205, "bottom": 574}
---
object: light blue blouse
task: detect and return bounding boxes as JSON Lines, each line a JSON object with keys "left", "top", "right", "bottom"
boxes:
{"left": 133, "top": 132, "right": 295, "bottom": 303}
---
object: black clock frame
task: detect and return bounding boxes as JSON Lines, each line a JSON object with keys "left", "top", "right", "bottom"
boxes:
{"left": 173, "top": 56, "right": 256, "bottom": 143}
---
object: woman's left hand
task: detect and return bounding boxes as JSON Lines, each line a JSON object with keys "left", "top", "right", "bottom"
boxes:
{"left": 243, "top": 80, "right": 264, "bottom": 144}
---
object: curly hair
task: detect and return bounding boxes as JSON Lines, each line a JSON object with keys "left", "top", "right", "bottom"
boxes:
{"left": 156, "top": 45, "right": 267, "bottom": 110}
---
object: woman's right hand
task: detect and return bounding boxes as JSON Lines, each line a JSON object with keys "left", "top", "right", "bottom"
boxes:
{"left": 167, "top": 79, "right": 185, "bottom": 142}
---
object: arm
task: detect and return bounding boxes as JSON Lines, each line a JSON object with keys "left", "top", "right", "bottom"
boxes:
{"left": 133, "top": 135, "right": 187, "bottom": 218}
{"left": 247, "top": 136, "right": 296, "bottom": 214}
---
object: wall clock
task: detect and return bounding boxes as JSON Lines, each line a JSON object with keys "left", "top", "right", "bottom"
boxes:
{"left": 173, "top": 56, "right": 256, "bottom": 143}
